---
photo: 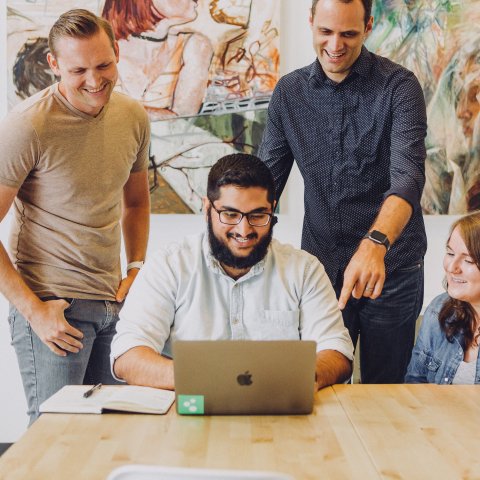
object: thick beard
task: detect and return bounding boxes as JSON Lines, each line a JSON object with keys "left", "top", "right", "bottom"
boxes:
{"left": 207, "top": 209, "right": 273, "bottom": 271}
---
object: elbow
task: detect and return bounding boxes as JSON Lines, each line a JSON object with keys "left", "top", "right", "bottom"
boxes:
{"left": 113, "top": 353, "right": 129, "bottom": 382}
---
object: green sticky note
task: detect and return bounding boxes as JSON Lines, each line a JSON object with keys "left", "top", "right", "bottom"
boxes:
{"left": 177, "top": 395, "right": 205, "bottom": 415}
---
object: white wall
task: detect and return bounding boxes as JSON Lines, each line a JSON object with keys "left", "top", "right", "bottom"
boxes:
{"left": 0, "top": 0, "right": 453, "bottom": 441}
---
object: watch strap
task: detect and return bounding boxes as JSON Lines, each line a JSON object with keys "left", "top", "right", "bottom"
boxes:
{"left": 127, "top": 261, "right": 145, "bottom": 272}
{"left": 363, "top": 230, "right": 390, "bottom": 251}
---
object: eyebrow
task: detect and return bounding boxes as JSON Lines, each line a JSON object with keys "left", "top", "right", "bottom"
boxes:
{"left": 446, "top": 244, "right": 471, "bottom": 256}
{"left": 316, "top": 26, "right": 362, "bottom": 34}
{"left": 68, "top": 61, "right": 112, "bottom": 71}
{"left": 219, "top": 205, "right": 271, "bottom": 213}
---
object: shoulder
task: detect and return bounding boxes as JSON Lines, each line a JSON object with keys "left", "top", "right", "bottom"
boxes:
{"left": 110, "top": 92, "right": 148, "bottom": 117}
{"left": 147, "top": 233, "right": 204, "bottom": 267}
{"left": 420, "top": 293, "right": 450, "bottom": 331}
{"left": 424, "top": 293, "right": 449, "bottom": 316}
{"left": 0, "top": 89, "right": 53, "bottom": 150}
{"left": 269, "top": 64, "right": 313, "bottom": 109}
{"left": 368, "top": 50, "right": 420, "bottom": 85}
{"left": 6, "top": 85, "right": 57, "bottom": 134}
{"left": 276, "top": 63, "right": 312, "bottom": 90}
{"left": 10, "top": 84, "right": 57, "bottom": 116}
{"left": 107, "top": 91, "right": 150, "bottom": 135}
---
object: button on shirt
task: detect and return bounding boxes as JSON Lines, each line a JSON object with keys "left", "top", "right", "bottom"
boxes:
{"left": 259, "top": 47, "right": 428, "bottom": 284}
{"left": 110, "top": 233, "right": 354, "bottom": 368}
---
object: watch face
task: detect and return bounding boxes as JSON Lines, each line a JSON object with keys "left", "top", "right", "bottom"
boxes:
{"left": 370, "top": 230, "right": 387, "bottom": 243}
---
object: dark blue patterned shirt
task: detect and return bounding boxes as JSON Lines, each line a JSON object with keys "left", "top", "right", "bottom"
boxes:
{"left": 259, "top": 47, "right": 428, "bottom": 284}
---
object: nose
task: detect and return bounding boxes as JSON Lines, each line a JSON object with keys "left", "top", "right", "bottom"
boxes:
{"left": 447, "top": 256, "right": 462, "bottom": 274}
{"left": 328, "top": 34, "right": 344, "bottom": 52}
{"left": 235, "top": 215, "right": 254, "bottom": 236}
{"left": 85, "top": 69, "right": 101, "bottom": 88}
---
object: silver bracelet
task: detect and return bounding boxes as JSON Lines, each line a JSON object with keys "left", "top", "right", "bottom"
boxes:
{"left": 127, "top": 261, "right": 144, "bottom": 272}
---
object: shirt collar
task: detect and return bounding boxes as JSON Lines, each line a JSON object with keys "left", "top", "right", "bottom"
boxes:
{"left": 308, "top": 45, "right": 372, "bottom": 85}
{"left": 202, "top": 231, "right": 268, "bottom": 282}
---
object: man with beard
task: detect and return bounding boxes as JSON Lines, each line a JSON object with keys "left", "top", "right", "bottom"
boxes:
{"left": 111, "top": 153, "right": 353, "bottom": 389}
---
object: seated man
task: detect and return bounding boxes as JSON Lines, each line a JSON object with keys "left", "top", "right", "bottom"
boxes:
{"left": 111, "top": 153, "right": 354, "bottom": 389}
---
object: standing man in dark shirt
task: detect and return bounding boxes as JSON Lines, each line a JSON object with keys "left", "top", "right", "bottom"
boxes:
{"left": 259, "top": 0, "right": 427, "bottom": 383}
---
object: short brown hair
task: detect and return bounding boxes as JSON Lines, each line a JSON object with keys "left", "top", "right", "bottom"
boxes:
{"left": 102, "top": 0, "right": 165, "bottom": 41}
{"left": 48, "top": 9, "right": 116, "bottom": 57}
{"left": 311, "top": 0, "right": 372, "bottom": 27}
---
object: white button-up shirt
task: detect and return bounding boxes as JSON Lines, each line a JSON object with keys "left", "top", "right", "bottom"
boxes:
{"left": 111, "top": 233, "right": 354, "bottom": 366}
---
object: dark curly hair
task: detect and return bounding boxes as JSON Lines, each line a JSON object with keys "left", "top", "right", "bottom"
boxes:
{"left": 207, "top": 153, "right": 276, "bottom": 204}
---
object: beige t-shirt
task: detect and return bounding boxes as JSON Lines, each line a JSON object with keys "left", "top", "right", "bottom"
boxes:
{"left": 0, "top": 84, "right": 150, "bottom": 300}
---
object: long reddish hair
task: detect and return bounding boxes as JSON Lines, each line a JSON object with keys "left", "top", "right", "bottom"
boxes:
{"left": 102, "top": 0, "right": 165, "bottom": 40}
{"left": 439, "top": 211, "right": 480, "bottom": 349}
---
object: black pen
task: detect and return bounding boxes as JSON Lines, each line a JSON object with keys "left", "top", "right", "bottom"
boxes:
{"left": 83, "top": 383, "right": 102, "bottom": 398}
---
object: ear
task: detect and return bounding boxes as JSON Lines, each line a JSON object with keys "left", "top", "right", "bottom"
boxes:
{"left": 47, "top": 52, "right": 60, "bottom": 76}
{"left": 114, "top": 40, "right": 120, "bottom": 63}
{"left": 202, "top": 196, "right": 210, "bottom": 221}
{"left": 309, "top": 10, "right": 314, "bottom": 29}
{"left": 364, "top": 16, "right": 374, "bottom": 38}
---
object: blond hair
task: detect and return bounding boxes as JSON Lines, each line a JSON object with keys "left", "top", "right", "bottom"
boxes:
{"left": 48, "top": 9, "right": 116, "bottom": 57}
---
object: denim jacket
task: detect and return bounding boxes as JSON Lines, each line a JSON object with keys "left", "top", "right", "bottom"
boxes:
{"left": 405, "top": 293, "right": 480, "bottom": 384}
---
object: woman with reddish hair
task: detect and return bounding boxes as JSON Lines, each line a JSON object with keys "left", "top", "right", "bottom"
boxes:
{"left": 103, "top": 0, "right": 213, "bottom": 120}
{"left": 406, "top": 211, "right": 480, "bottom": 384}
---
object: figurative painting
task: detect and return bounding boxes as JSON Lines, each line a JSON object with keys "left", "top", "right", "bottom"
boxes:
{"left": 367, "top": 1, "right": 480, "bottom": 214}
{"left": 7, "top": 0, "right": 280, "bottom": 213}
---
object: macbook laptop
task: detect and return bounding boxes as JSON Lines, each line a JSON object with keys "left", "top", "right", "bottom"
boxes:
{"left": 173, "top": 340, "right": 316, "bottom": 415}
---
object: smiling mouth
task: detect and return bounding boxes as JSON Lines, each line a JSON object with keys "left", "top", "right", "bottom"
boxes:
{"left": 450, "top": 277, "right": 467, "bottom": 284}
{"left": 228, "top": 233, "right": 256, "bottom": 245}
{"left": 84, "top": 84, "right": 107, "bottom": 94}
{"left": 325, "top": 51, "right": 346, "bottom": 59}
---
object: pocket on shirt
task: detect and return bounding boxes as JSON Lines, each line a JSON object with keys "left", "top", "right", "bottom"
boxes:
{"left": 418, "top": 350, "right": 442, "bottom": 383}
{"left": 252, "top": 310, "right": 300, "bottom": 340}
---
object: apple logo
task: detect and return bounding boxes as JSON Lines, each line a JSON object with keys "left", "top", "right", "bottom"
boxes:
{"left": 236, "top": 371, "right": 253, "bottom": 386}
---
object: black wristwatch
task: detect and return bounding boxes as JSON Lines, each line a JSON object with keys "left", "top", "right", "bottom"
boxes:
{"left": 363, "top": 230, "right": 390, "bottom": 251}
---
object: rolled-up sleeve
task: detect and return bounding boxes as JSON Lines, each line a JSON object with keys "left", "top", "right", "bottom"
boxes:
{"left": 299, "top": 258, "right": 354, "bottom": 361}
{"left": 385, "top": 71, "right": 427, "bottom": 211}
{"left": 110, "top": 251, "right": 177, "bottom": 374}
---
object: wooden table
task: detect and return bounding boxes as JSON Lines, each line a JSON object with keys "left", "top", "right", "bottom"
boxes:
{"left": 0, "top": 385, "right": 478, "bottom": 480}
{"left": 333, "top": 384, "right": 480, "bottom": 480}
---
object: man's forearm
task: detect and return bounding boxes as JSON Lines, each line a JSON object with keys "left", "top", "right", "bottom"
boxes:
{"left": 369, "top": 195, "right": 413, "bottom": 246}
{"left": 121, "top": 205, "right": 150, "bottom": 263}
{"left": 113, "top": 346, "right": 174, "bottom": 390}
{"left": 315, "top": 350, "right": 352, "bottom": 389}
{"left": 0, "top": 242, "right": 42, "bottom": 320}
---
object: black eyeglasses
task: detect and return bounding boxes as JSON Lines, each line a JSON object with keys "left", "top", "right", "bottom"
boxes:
{"left": 209, "top": 201, "right": 273, "bottom": 227}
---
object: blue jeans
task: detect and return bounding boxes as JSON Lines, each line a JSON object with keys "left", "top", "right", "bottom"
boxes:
{"left": 8, "top": 298, "right": 122, "bottom": 424}
{"left": 335, "top": 262, "right": 424, "bottom": 384}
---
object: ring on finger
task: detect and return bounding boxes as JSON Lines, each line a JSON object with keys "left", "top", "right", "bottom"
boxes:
{"left": 365, "top": 286, "right": 374, "bottom": 292}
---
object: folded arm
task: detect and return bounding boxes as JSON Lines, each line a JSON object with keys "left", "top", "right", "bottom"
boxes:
{"left": 113, "top": 346, "right": 174, "bottom": 390}
{"left": 315, "top": 349, "right": 352, "bottom": 389}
